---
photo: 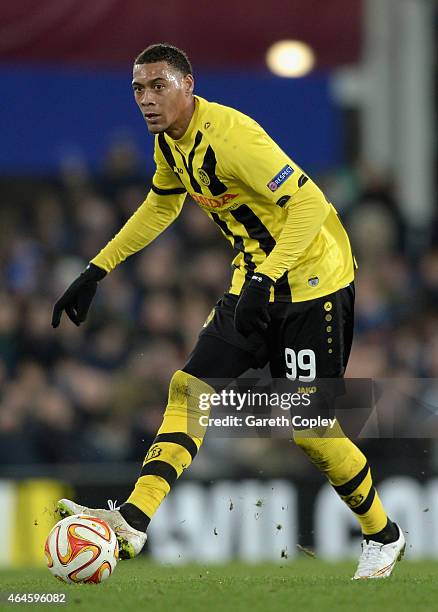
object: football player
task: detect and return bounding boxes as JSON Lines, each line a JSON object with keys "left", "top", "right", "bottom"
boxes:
{"left": 52, "top": 44, "right": 405, "bottom": 579}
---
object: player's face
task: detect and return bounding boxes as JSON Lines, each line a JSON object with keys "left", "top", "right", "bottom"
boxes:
{"left": 132, "top": 61, "right": 194, "bottom": 135}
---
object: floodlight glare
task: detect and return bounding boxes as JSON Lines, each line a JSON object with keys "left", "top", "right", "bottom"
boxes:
{"left": 266, "top": 40, "right": 315, "bottom": 78}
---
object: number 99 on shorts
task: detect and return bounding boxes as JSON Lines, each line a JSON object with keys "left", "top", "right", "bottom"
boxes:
{"left": 285, "top": 348, "right": 316, "bottom": 382}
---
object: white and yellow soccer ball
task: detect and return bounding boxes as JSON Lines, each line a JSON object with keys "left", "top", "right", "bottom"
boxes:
{"left": 44, "top": 514, "right": 119, "bottom": 584}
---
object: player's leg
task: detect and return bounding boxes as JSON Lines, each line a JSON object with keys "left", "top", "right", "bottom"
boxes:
{"left": 270, "top": 285, "right": 405, "bottom": 578}
{"left": 118, "top": 337, "right": 257, "bottom": 536}
{"left": 58, "top": 294, "right": 266, "bottom": 558}
{"left": 119, "top": 294, "right": 266, "bottom": 536}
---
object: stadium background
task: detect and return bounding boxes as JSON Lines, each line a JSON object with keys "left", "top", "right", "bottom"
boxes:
{"left": 0, "top": 0, "right": 437, "bottom": 566}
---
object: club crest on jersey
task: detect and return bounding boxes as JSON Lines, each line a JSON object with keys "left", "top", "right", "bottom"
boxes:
{"left": 267, "top": 164, "right": 294, "bottom": 192}
{"left": 198, "top": 169, "right": 211, "bottom": 186}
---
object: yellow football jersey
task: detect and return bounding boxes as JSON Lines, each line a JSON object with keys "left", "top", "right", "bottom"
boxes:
{"left": 92, "top": 95, "right": 355, "bottom": 302}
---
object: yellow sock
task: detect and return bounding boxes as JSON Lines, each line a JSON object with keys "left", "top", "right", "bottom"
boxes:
{"left": 294, "top": 421, "right": 387, "bottom": 535}
{"left": 126, "top": 370, "right": 213, "bottom": 519}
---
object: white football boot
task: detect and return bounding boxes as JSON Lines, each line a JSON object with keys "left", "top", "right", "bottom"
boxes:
{"left": 352, "top": 523, "right": 406, "bottom": 579}
{"left": 56, "top": 498, "right": 147, "bottom": 560}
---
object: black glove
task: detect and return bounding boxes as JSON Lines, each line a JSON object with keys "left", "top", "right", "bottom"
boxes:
{"left": 52, "top": 263, "right": 107, "bottom": 328}
{"left": 234, "top": 273, "right": 274, "bottom": 337}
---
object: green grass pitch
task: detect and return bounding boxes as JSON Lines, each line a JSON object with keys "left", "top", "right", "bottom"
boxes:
{"left": 0, "top": 560, "right": 437, "bottom": 611}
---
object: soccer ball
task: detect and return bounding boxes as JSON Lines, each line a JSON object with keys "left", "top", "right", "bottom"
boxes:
{"left": 44, "top": 514, "right": 119, "bottom": 584}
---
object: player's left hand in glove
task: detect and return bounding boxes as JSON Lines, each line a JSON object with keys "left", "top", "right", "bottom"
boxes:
{"left": 51, "top": 263, "right": 107, "bottom": 328}
{"left": 234, "top": 273, "right": 274, "bottom": 337}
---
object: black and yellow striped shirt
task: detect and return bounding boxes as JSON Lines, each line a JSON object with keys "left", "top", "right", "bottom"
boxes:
{"left": 92, "top": 95, "right": 355, "bottom": 302}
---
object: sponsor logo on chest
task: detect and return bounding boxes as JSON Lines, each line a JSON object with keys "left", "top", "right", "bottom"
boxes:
{"left": 191, "top": 192, "right": 238, "bottom": 209}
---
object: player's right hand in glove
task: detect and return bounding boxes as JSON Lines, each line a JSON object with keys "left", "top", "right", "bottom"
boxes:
{"left": 52, "top": 263, "right": 107, "bottom": 328}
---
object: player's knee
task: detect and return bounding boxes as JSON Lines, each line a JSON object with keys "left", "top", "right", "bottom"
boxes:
{"left": 168, "top": 369, "right": 213, "bottom": 411}
{"left": 168, "top": 369, "right": 190, "bottom": 405}
{"left": 158, "top": 370, "right": 214, "bottom": 442}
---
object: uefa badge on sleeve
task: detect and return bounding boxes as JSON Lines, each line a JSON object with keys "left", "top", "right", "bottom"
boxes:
{"left": 267, "top": 164, "right": 294, "bottom": 192}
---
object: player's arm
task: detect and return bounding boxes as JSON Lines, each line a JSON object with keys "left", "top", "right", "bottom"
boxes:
{"left": 89, "top": 184, "right": 185, "bottom": 273}
{"left": 227, "top": 122, "right": 330, "bottom": 335}
{"left": 91, "top": 139, "right": 186, "bottom": 272}
{"left": 52, "top": 142, "right": 186, "bottom": 328}
{"left": 225, "top": 122, "right": 329, "bottom": 279}
{"left": 235, "top": 182, "right": 330, "bottom": 337}
{"left": 256, "top": 179, "right": 330, "bottom": 280}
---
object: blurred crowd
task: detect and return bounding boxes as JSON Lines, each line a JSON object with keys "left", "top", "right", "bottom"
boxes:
{"left": 0, "top": 141, "right": 437, "bottom": 479}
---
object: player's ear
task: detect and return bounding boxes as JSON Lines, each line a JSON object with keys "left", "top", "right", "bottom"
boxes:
{"left": 184, "top": 74, "right": 194, "bottom": 96}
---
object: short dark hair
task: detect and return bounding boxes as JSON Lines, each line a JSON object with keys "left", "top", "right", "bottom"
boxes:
{"left": 134, "top": 43, "right": 193, "bottom": 76}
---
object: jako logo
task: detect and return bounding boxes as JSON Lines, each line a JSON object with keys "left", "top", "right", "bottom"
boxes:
{"left": 192, "top": 193, "right": 238, "bottom": 208}
{"left": 267, "top": 164, "right": 294, "bottom": 192}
